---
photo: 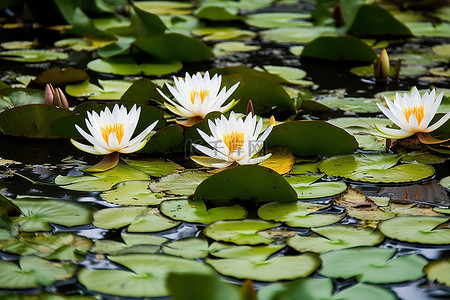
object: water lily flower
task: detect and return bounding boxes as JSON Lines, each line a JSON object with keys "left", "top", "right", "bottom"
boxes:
{"left": 71, "top": 104, "right": 158, "bottom": 171}
{"left": 45, "top": 83, "right": 69, "bottom": 109}
{"left": 192, "top": 112, "right": 273, "bottom": 168}
{"left": 157, "top": 71, "right": 239, "bottom": 126}
{"left": 374, "top": 87, "right": 450, "bottom": 144}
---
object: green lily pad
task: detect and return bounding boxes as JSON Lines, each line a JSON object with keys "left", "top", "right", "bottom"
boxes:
{"left": 0, "top": 88, "right": 45, "bottom": 112}
{"left": 55, "top": 164, "right": 150, "bottom": 192}
{"left": 93, "top": 206, "right": 181, "bottom": 232}
{"left": 206, "top": 252, "right": 320, "bottom": 281}
{"left": 432, "top": 44, "right": 450, "bottom": 57}
{"left": 260, "top": 26, "right": 338, "bottom": 44}
{"left": 0, "top": 232, "right": 92, "bottom": 260}
{"left": 316, "top": 96, "right": 382, "bottom": 113}
{"left": 258, "top": 200, "right": 345, "bottom": 227}
{"left": 65, "top": 79, "right": 133, "bottom": 100}
{"left": 441, "top": 176, "right": 450, "bottom": 190}
{"left": 286, "top": 174, "right": 347, "bottom": 199}
{"left": 30, "top": 67, "right": 88, "bottom": 87}
{"left": 78, "top": 254, "right": 213, "bottom": 297}
{"left": 259, "top": 278, "right": 397, "bottom": 300}
{"left": 119, "top": 78, "right": 165, "bottom": 105}
{"left": 425, "top": 259, "right": 450, "bottom": 286}
{"left": 11, "top": 197, "right": 92, "bottom": 232}
{"left": 378, "top": 216, "right": 450, "bottom": 244}
{"left": 134, "top": 1, "right": 194, "bottom": 15}
{"left": 90, "top": 233, "right": 167, "bottom": 255}
{"left": 0, "top": 256, "right": 75, "bottom": 288}
{"left": 193, "top": 165, "right": 297, "bottom": 205}
{"left": 290, "top": 162, "right": 321, "bottom": 175}
{"left": 54, "top": 37, "right": 115, "bottom": 51}
{"left": 302, "top": 36, "right": 377, "bottom": 62}
{"left": 200, "top": 0, "right": 273, "bottom": 10}
{"left": 192, "top": 27, "right": 256, "bottom": 41}
{"left": 0, "top": 49, "right": 68, "bottom": 62}
{"left": 160, "top": 199, "right": 247, "bottom": 224}
{"left": 327, "top": 118, "right": 392, "bottom": 151}
{"left": 287, "top": 225, "right": 384, "bottom": 253}
{"left": 140, "top": 124, "right": 184, "bottom": 153}
{"left": 162, "top": 237, "right": 209, "bottom": 259}
{"left": 123, "top": 158, "right": 183, "bottom": 177}
{"left": 203, "top": 219, "right": 280, "bottom": 245}
{"left": 213, "top": 41, "right": 260, "bottom": 56}
{"left": 319, "top": 153, "right": 435, "bottom": 183}
{"left": 266, "top": 121, "right": 358, "bottom": 156}
{"left": 195, "top": 6, "right": 240, "bottom": 21}
{"left": 0, "top": 40, "right": 35, "bottom": 50}
{"left": 406, "top": 22, "right": 450, "bottom": 37}
{"left": 87, "top": 56, "right": 182, "bottom": 76}
{"left": 319, "top": 247, "right": 428, "bottom": 283}
{"left": 0, "top": 292, "right": 96, "bottom": 300}
{"left": 210, "top": 242, "right": 285, "bottom": 262}
{"left": 245, "top": 12, "right": 311, "bottom": 28}
{"left": 263, "top": 65, "right": 312, "bottom": 85}
{"left": 100, "top": 180, "right": 165, "bottom": 206}
{"left": 150, "top": 171, "right": 211, "bottom": 197}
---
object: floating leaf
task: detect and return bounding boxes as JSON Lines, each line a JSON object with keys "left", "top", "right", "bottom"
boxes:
{"left": 302, "top": 36, "right": 377, "bottom": 62}
{"left": 160, "top": 199, "right": 247, "bottom": 224}
{"left": 162, "top": 237, "right": 209, "bottom": 259}
{"left": 123, "top": 158, "right": 184, "bottom": 177}
{"left": 258, "top": 200, "right": 345, "bottom": 227}
{"left": 150, "top": 171, "right": 211, "bottom": 197}
{"left": 87, "top": 56, "right": 182, "bottom": 76}
{"left": 120, "top": 78, "right": 165, "bottom": 104}
{"left": 259, "top": 278, "right": 397, "bottom": 300}
{"left": 54, "top": 37, "right": 115, "bottom": 51}
{"left": 134, "top": 1, "right": 194, "bottom": 15}
{"left": 192, "top": 27, "right": 256, "bottom": 41}
{"left": 245, "top": 12, "right": 310, "bottom": 28}
{"left": 316, "top": 96, "right": 382, "bottom": 113}
{"left": 93, "top": 206, "right": 181, "bottom": 232}
{"left": 140, "top": 124, "right": 184, "bottom": 153}
{"left": 91, "top": 233, "right": 167, "bottom": 255}
{"left": 0, "top": 88, "right": 45, "bottom": 112}
{"left": 286, "top": 174, "right": 347, "bottom": 199}
{"left": 0, "top": 232, "right": 92, "bottom": 260}
{"left": 378, "top": 216, "right": 450, "bottom": 244}
{"left": 195, "top": 6, "right": 240, "bottom": 21}
{"left": 266, "top": 121, "right": 358, "bottom": 156}
{"left": 406, "top": 22, "right": 450, "bottom": 38}
{"left": 319, "top": 247, "right": 428, "bottom": 283}
{"left": 0, "top": 49, "right": 68, "bottom": 62}
{"left": 259, "top": 146, "right": 295, "bottom": 175}
{"left": 319, "top": 153, "right": 435, "bottom": 183}
{"left": 12, "top": 197, "right": 92, "bottom": 232}
{"left": 0, "top": 256, "right": 75, "bottom": 288}
{"left": 210, "top": 242, "right": 285, "bottom": 262}
{"left": 260, "top": 27, "right": 338, "bottom": 44}
{"left": 441, "top": 176, "right": 450, "bottom": 190}
{"left": 55, "top": 164, "right": 150, "bottom": 192}
{"left": 263, "top": 65, "right": 312, "bottom": 85}
{"left": 213, "top": 41, "right": 260, "bottom": 56}
{"left": 193, "top": 165, "right": 297, "bottom": 205}
{"left": 100, "top": 180, "right": 165, "bottom": 206}
{"left": 78, "top": 254, "right": 213, "bottom": 297}
{"left": 425, "top": 259, "right": 450, "bottom": 286}
{"left": 287, "top": 225, "right": 384, "bottom": 253}
{"left": 30, "top": 67, "right": 88, "bottom": 87}
{"left": 206, "top": 252, "right": 320, "bottom": 281}
{"left": 203, "top": 219, "right": 280, "bottom": 245}
{"left": 65, "top": 79, "right": 133, "bottom": 100}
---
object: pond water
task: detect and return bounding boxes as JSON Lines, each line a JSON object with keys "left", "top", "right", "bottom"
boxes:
{"left": 0, "top": 1, "right": 449, "bottom": 300}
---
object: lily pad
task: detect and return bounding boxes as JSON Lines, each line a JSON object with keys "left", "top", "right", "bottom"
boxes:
{"left": 213, "top": 41, "right": 260, "bottom": 56}
{"left": 55, "top": 164, "right": 150, "bottom": 192}
{"left": 140, "top": 124, "right": 184, "bottom": 153}
{"left": 287, "top": 225, "right": 384, "bottom": 253}
{"left": 260, "top": 26, "right": 338, "bottom": 44}
{"left": 245, "top": 12, "right": 310, "bottom": 28}
{"left": 78, "top": 254, "right": 213, "bottom": 297}
{"left": 424, "top": 259, "right": 450, "bottom": 286}
{"left": 30, "top": 67, "right": 88, "bottom": 87}
{"left": 193, "top": 165, "right": 297, "bottom": 205}
{"left": 406, "top": 22, "right": 450, "bottom": 38}
{"left": 258, "top": 200, "right": 345, "bottom": 227}
{"left": 195, "top": 6, "right": 240, "bottom": 21}
{"left": 87, "top": 56, "right": 182, "bottom": 76}
{"left": 206, "top": 252, "right": 320, "bottom": 281}
{"left": 263, "top": 65, "right": 312, "bottom": 85}
{"left": 192, "top": 27, "right": 256, "bottom": 41}
{"left": 203, "top": 219, "right": 280, "bottom": 245}
{"left": 93, "top": 206, "right": 181, "bottom": 232}
{"left": 134, "top": 1, "right": 194, "bottom": 15}
{"left": 0, "top": 49, "right": 68, "bottom": 62}
{"left": 441, "top": 176, "right": 450, "bottom": 190}
{"left": 210, "top": 242, "right": 285, "bottom": 262}
{"left": 65, "top": 79, "right": 133, "bottom": 100}
{"left": 90, "top": 233, "right": 167, "bottom": 255}
{"left": 319, "top": 247, "right": 428, "bottom": 283}
{"left": 160, "top": 199, "right": 247, "bottom": 224}
{"left": 266, "top": 121, "right": 358, "bottom": 156}
{"left": 319, "top": 153, "right": 435, "bottom": 183}
{"left": 0, "top": 232, "right": 92, "bottom": 260}
{"left": 0, "top": 256, "right": 75, "bottom": 288}
{"left": 123, "top": 158, "right": 183, "bottom": 177}
{"left": 150, "top": 171, "right": 211, "bottom": 197}
{"left": 316, "top": 96, "right": 382, "bottom": 113}
{"left": 0, "top": 88, "right": 45, "bottom": 112}
{"left": 12, "top": 197, "right": 92, "bottom": 232}
{"left": 162, "top": 237, "right": 209, "bottom": 259}
{"left": 259, "top": 278, "right": 397, "bottom": 300}
{"left": 100, "top": 180, "right": 165, "bottom": 206}
{"left": 378, "top": 216, "right": 450, "bottom": 244}
{"left": 286, "top": 174, "right": 347, "bottom": 199}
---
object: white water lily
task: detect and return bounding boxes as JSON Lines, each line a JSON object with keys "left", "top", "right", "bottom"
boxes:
{"left": 71, "top": 104, "right": 158, "bottom": 155}
{"left": 374, "top": 87, "right": 450, "bottom": 143}
{"left": 158, "top": 71, "right": 239, "bottom": 120}
{"left": 192, "top": 112, "right": 273, "bottom": 168}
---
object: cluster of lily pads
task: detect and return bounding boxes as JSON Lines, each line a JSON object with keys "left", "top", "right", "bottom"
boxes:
{"left": 0, "top": 0, "right": 449, "bottom": 299}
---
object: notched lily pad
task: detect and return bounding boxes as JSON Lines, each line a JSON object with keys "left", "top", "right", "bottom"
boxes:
{"left": 286, "top": 174, "right": 347, "bottom": 199}
{"left": 0, "top": 49, "right": 68, "bottom": 62}
{"left": 160, "top": 199, "right": 247, "bottom": 224}
{"left": 65, "top": 79, "right": 133, "bottom": 100}
{"left": 100, "top": 180, "right": 165, "bottom": 206}
{"left": 90, "top": 233, "right": 167, "bottom": 255}
{"left": 150, "top": 171, "right": 211, "bottom": 197}
{"left": 162, "top": 237, "right": 209, "bottom": 259}
{"left": 425, "top": 259, "right": 450, "bottom": 286}
{"left": 123, "top": 158, "right": 183, "bottom": 177}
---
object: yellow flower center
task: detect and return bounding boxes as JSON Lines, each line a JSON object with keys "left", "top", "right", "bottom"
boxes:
{"left": 100, "top": 123, "right": 125, "bottom": 145}
{"left": 190, "top": 89, "right": 209, "bottom": 104}
{"left": 402, "top": 105, "right": 424, "bottom": 125}
{"left": 223, "top": 131, "right": 245, "bottom": 154}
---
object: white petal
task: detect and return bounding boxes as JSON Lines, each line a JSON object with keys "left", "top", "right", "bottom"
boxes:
{"left": 424, "top": 112, "right": 450, "bottom": 132}
{"left": 71, "top": 139, "right": 104, "bottom": 155}
{"left": 374, "top": 124, "right": 414, "bottom": 139}
{"left": 193, "top": 143, "right": 230, "bottom": 161}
